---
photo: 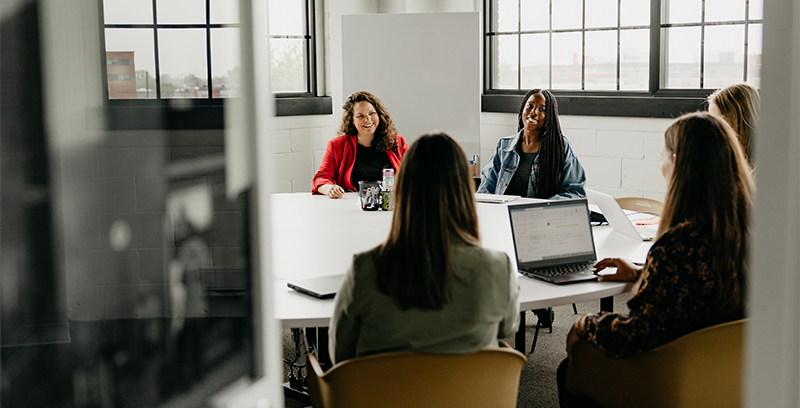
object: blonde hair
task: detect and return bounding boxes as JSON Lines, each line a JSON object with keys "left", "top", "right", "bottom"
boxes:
{"left": 708, "top": 83, "right": 759, "bottom": 165}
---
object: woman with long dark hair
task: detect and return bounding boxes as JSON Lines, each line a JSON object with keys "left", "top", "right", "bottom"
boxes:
{"left": 558, "top": 112, "right": 754, "bottom": 406}
{"left": 312, "top": 91, "right": 408, "bottom": 198}
{"left": 708, "top": 83, "right": 760, "bottom": 166}
{"left": 329, "top": 133, "right": 520, "bottom": 364}
{"left": 478, "top": 89, "right": 585, "bottom": 199}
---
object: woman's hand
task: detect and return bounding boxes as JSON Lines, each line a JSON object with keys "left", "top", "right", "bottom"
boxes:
{"left": 320, "top": 184, "right": 345, "bottom": 199}
{"left": 592, "top": 258, "right": 641, "bottom": 282}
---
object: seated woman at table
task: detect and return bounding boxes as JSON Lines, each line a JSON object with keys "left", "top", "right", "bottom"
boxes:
{"left": 477, "top": 89, "right": 586, "bottom": 199}
{"left": 329, "top": 133, "right": 520, "bottom": 364}
{"left": 557, "top": 112, "right": 753, "bottom": 407}
{"left": 312, "top": 91, "right": 409, "bottom": 198}
{"left": 708, "top": 83, "right": 759, "bottom": 166}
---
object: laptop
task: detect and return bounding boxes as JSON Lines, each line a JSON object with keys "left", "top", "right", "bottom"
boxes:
{"left": 507, "top": 199, "right": 599, "bottom": 284}
{"left": 287, "top": 274, "right": 345, "bottom": 299}
{"left": 586, "top": 189, "right": 659, "bottom": 241}
{"left": 475, "top": 193, "right": 520, "bottom": 204}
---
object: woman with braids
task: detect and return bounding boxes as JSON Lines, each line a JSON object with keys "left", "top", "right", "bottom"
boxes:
{"left": 478, "top": 89, "right": 586, "bottom": 199}
{"left": 557, "top": 112, "right": 754, "bottom": 407}
{"left": 329, "top": 133, "right": 519, "bottom": 364}
{"left": 312, "top": 91, "right": 408, "bottom": 198}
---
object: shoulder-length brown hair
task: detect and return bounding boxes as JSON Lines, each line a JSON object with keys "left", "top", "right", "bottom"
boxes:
{"left": 517, "top": 89, "right": 566, "bottom": 198}
{"left": 376, "top": 133, "right": 479, "bottom": 311}
{"left": 659, "top": 111, "right": 754, "bottom": 319}
{"left": 708, "top": 83, "right": 759, "bottom": 165}
{"left": 338, "top": 91, "right": 399, "bottom": 152}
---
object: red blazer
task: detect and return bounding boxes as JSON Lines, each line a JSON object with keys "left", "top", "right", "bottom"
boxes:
{"left": 312, "top": 134, "right": 408, "bottom": 194}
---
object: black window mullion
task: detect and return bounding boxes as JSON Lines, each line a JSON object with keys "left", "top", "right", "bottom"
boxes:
{"left": 581, "top": 0, "right": 586, "bottom": 90}
{"left": 549, "top": 0, "right": 553, "bottom": 89}
{"left": 616, "top": 0, "right": 621, "bottom": 91}
{"left": 306, "top": 0, "right": 316, "bottom": 95}
{"left": 699, "top": 0, "right": 705, "bottom": 88}
{"left": 743, "top": 0, "right": 750, "bottom": 82}
{"left": 152, "top": 0, "right": 161, "bottom": 99}
{"left": 649, "top": 0, "right": 662, "bottom": 94}
{"left": 206, "top": 0, "right": 213, "bottom": 99}
{"left": 517, "top": 0, "right": 521, "bottom": 90}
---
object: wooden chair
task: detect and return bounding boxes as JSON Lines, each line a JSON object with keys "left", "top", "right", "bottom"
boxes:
{"left": 307, "top": 341, "right": 527, "bottom": 408}
{"left": 615, "top": 196, "right": 664, "bottom": 217}
{"left": 565, "top": 319, "right": 747, "bottom": 408}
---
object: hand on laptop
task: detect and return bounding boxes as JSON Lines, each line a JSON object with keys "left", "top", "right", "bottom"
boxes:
{"left": 592, "top": 258, "right": 641, "bottom": 282}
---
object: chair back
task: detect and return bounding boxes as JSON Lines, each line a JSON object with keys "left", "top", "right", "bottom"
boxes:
{"left": 615, "top": 197, "right": 664, "bottom": 217}
{"left": 566, "top": 319, "right": 746, "bottom": 408}
{"left": 307, "top": 342, "right": 527, "bottom": 408}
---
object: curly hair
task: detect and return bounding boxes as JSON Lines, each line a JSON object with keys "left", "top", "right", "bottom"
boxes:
{"left": 517, "top": 89, "right": 566, "bottom": 199}
{"left": 338, "top": 91, "right": 399, "bottom": 152}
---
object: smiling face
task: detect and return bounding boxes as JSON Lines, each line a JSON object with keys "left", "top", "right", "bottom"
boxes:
{"left": 352, "top": 101, "right": 379, "bottom": 137}
{"left": 521, "top": 93, "right": 547, "bottom": 134}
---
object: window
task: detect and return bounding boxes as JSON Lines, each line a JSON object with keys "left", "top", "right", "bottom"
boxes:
{"left": 484, "top": 0, "right": 764, "bottom": 117}
{"left": 102, "top": 0, "right": 331, "bottom": 128}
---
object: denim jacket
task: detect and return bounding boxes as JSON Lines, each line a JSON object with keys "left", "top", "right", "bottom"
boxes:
{"left": 477, "top": 131, "right": 586, "bottom": 199}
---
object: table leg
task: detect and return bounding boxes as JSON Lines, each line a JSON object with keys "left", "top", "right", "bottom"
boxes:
{"left": 515, "top": 311, "right": 526, "bottom": 354}
{"left": 600, "top": 296, "right": 613, "bottom": 312}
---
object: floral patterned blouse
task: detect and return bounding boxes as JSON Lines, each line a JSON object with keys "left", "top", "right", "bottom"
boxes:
{"left": 576, "top": 221, "right": 742, "bottom": 359}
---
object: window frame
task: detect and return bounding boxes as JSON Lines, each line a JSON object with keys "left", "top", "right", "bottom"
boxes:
{"left": 100, "top": 0, "right": 331, "bottom": 131}
{"left": 482, "top": 0, "right": 761, "bottom": 118}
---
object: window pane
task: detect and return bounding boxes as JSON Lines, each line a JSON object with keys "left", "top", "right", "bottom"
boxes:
{"left": 585, "top": 0, "right": 617, "bottom": 29}
{"left": 520, "top": 33, "right": 549, "bottom": 89}
{"left": 494, "top": 0, "right": 518, "bottom": 32}
{"left": 157, "top": 0, "right": 206, "bottom": 24}
{"left": 664, "top": 26, "right": 701, "bottom": 88}
{"left": 704, "top": 25, "right": 745, "bottom": 89}
{"left": 211, "top": 0, "right": 240, "bottom": 24}
{"left": 667, "top": 0, "right": 701, "bottom": 24}
{"left": 620, "top": 0, "right": 649, "bottom": 26}
{"left": 158, "top": 29, "right": 208, "bottom": 98}
{"left": 749, "top": 0, "right": 764, "bottom": 20}
{"left": 270, "top": 38, "right": 307, "bottom": 93}
{"left": 552, "top": 0, "right": 582, "bottom": 30}
{"left": 103, "top": 0, "right": 152, "bottom": 25}
{"left": 747, "top": 24, "right": 762, "bottom": 88}
{"left": 269, "top": 0, "right": 305, "bottom": 36}
{"left": 552, "top": 32, "right": 582, "bottom": 90}
{"left": 211, "top": 28, "right": 240, "bottom": 98}
{"left": 619, "top": 29, "right": 649, "bottom": 90}
{"left": 520, "top": 0, "right": 548, "bottom": 31}
{"left": 105, "top": 28, "right": 156, "bottom": 99}
{"left": 584, "top": 31, "right": 617, "bottom": 90}
{"left": 705, "top": 0, "right": 745, "bottom": 22}
{"left": 492, "top": 35, "right": 519, "bottom": 89}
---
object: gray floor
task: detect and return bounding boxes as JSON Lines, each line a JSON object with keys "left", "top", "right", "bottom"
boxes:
{"left": 283, "top": 293, "right": 632, "bottom": 408}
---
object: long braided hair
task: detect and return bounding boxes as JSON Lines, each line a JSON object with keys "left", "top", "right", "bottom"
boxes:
{"left": 517, "top": 89, "right": 565, "bottom": 198}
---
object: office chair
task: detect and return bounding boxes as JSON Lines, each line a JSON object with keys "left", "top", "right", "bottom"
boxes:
{"left": 615, "top": 196, "right": 664, "bottom": 217}
{"left": 307, "top": 341, "right": 527, "bottom": 408}
{"left": 565, "top": 319, "right": 746, "bottom": 408}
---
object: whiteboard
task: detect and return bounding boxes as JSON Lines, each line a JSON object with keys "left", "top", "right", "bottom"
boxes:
{"left": 342, "top": 12, "right": 480, "bottom": 158}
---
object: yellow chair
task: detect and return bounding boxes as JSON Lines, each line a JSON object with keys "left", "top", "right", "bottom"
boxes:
{"left": 615, "top": 197, "right": 664, "bottom": 217}
{"left": 566, "top": 319, "right": 746, "bottom": 408}
{"left": 307, "top": 341, "right": 527, "bottom": 408}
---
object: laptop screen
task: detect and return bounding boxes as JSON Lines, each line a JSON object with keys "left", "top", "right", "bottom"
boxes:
{"left": 508, "top": 199, "right": 597, "bottom": 268}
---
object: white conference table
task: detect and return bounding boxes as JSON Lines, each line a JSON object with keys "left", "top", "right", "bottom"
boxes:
{"left": 270, "top": 193, "right": 653, "bottom": 339}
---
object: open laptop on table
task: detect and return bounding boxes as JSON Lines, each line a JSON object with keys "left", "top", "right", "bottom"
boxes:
{"left": 508, "top": 199, "right": 599, "bottom": 284}
{"left": 586, "top": 189, "right": 659, "bottom": 242}
{"left": 287, "top": 274, "right": 345, "bottom": 299}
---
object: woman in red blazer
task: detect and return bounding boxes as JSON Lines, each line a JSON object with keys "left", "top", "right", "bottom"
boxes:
{"left": 312, "top": 91, "right": 408, "bottom": 198}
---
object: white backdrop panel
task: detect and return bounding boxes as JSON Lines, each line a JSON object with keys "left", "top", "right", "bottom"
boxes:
{"left": 342, "top": 12, "right": 480, "bottom": 158}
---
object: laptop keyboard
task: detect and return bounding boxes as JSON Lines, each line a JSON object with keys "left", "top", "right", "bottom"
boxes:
{"left": 525, "top": 260, "right": 596, "bottom": 277}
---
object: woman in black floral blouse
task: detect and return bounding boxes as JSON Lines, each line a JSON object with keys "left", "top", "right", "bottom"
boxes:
{"left": 557, "top": 111, "right": 754, "bottom": 407}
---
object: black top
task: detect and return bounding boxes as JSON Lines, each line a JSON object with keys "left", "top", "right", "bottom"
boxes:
{"left": 351, "top": 144, "right": 391, "bottom": 189}
{"left": 506, "top": 144, "right": 537, "bottom": 197}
